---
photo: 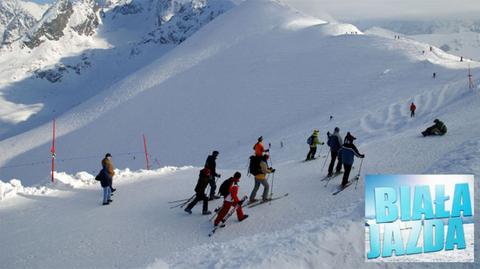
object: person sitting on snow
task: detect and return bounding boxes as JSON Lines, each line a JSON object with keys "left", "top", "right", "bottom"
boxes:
{"left": 422, "top": 119, "right": 447, "bottom": 136}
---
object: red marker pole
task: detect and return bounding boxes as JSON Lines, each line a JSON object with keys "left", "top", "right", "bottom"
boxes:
{"left": 143, "top": 134, "right": 150, "bottom": 170}
{"left": 51, "top": 119, "right": 56, "bottom": 182}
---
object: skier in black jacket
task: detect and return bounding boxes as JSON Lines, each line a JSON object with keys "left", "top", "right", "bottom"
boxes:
{"left": 327, "top": 127, "right": 343, "bottom": 177}
{"left": 185, "top": 167, "right": 212, "bottom": 215}
{"left": 205, "top": 150, "right": 221, "bottom": 200}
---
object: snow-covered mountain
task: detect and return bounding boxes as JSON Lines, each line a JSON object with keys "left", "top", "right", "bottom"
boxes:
{"left": 0, "top": 0, "right": 233, "bottom": 140}
{"left": 0, "top": 0, "right": 48, "bottom": 45}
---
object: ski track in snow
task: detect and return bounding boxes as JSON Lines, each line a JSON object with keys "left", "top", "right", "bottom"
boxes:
{"left": 360, "top": 79, "right": 471, "bottom": 135}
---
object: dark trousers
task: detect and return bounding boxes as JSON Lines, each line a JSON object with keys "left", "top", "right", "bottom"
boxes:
{"left": 423, "top": 126, "right": 442, "bottom": 136}
{"left": 342, "top": 164, "right": 353, "bottom": 186}
{"left": 306, "top": 146, "right": 317, "bottom": 160}
{"left": 208, "top": 177, "right": 217, "bottom": 198}
{"left": 186, "top": 192, "right": 208, "bottom": 212}
{"left": 410, "top": 110, "right": 415, "bottom": 117}
{"left": 328, "top": 151, "right": 342, "bottom": 175}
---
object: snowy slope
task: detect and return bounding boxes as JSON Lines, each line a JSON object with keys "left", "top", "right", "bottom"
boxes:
{"left": 0, "top": 0, "right": 479, "bottom": 268}
{"left": 355, "top": 19, "right": 480, "bottom": 61}
{"left": 1, "top": 0, "right": 478, "bottom": 184}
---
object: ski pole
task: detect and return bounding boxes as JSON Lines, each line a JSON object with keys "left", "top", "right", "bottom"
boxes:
{"left": 268, "top": 142, "right": 273, "bottom": 167}
{"left": 209, "top": 205, "right": 223, "bottom": 222}
{"left": 170, "top": 194, "right": 195, "bottom": 209}
{"left": 168, "top": 194, "right": 195, "bottom": 204}
{"left": 324, "top": 176, "right": 331, "bottom": 188}
{"left": 321, "top": 151, "right": 329, "bottom": 174}
{"left": 355, "top": 158, "right": 364, "bottom": 190}
{"left": 316, "top": 143, "right": 325, "bottom": 159}
{"left": 269, "top": 171, "right": 275, "bottom": 202}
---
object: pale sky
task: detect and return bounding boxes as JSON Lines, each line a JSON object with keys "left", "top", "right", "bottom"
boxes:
{"left": 29, "top": 0, "right": 480, "bottom": 20}
{"left": 282, "top": 0, "right": 480, "bottom": 20}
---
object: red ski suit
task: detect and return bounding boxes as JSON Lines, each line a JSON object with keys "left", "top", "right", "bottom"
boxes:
{"left": 214, "top": 183, "right": 245, "bottom": 225}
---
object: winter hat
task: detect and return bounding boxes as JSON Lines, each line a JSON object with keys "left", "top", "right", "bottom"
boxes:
{"left": 258, "top": 136, "right": 263, "bottom": 142}
{"left": 434, "top": 119, "right": 440, "bottom": 123}
{"left": 105, "top": 153, "right": 112, "bottom": 158}
{"left": 344, "top": 132, "right": 356, "bottom": 144}
{"left": 233, "top": 171, "right": 241, "bottom": 181}
{"left": 313, "top": 129, "right": 319, "bottom": 134}
{"left": 212, "top": 150, "right": 219, "bottom": 156}
{"left": 334, "top": 127, "right": 340, "bottom": 132}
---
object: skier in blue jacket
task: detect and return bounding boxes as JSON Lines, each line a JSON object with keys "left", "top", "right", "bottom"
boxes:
{"left": 339, "top": 132, "right": 365, "bottom": 187}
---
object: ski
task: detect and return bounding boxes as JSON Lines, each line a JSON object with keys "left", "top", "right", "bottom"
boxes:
{"left": 323, "top": 172, "right": 344, "bottom": 188}
{"left": 208, "top": 223, "right": 226, "bottom": 237}
{"left": 302, "top": 156, "right": 327, "bottom": 163}
{"left": 247, "top": 193, "right": 289, "bottom": 208}
{"left": 168, "top": 196, "right": 194, "bottom": 204}
{"left": 169, "top": 195, "right": 195, "bottom": 209}
{"left": 208, "top": 206, "right": 237, "bottom": 237}
{"left": 208, "top": 196, "right": 247, "bottom": 237}
{"left": 321, "top": 172, "right": 343, "bottom": 181}
{"left": 332, "top": 181, "right": 354, "bottom": 195}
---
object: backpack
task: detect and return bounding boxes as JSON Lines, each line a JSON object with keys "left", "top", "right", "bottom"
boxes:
{"left": 95, "top": 171, "right": 103, "bottom": 181}
{"left": 219, "top": 178, "right": 233, "bottom": 197}
{"left": 307, "top": 135, "right": 313, "bottom": 145}
{"left": 249, "top": 155, "right": 262, "bottom": 175}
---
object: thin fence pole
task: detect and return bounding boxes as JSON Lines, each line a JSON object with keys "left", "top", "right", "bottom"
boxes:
{"left": 143, "top": 134, "right": 150, "bottom": 170}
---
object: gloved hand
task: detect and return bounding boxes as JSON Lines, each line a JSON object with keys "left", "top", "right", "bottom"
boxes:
{"left": 361, "top": 154, "right": 365, "bottom": 158}
{"left": 271, "top": 169, "right": 276, "bottom": 173}
{"left": 320, "top": 142, "right": 325, "bottom": 145}
{"left": 216, "top": 174, "right": 221, "bottom": 178}
{"left": 265, "top": 149, "right": 270, "bottom": 152}
{"left": 327, "top": 131, "right": 330, "bottom": 136}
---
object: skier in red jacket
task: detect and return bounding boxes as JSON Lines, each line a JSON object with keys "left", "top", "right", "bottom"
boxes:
{"left": 214, "top": 172, "right": 248, "bottom": 227}
{"left": 410, "top": 102, "right": 416, "bottom": 118}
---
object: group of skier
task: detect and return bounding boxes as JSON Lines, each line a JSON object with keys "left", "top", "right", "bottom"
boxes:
{"left": 98, "top": 104, "right": 447, "bottom": 232}
{"left": 307, "top": 127, "right": 365, "bottom": 188}
{"left": 180, "top": 136, "right": 277, "bottom": 229}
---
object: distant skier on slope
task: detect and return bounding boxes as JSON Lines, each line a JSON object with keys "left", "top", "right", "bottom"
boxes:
{"left": 410, "top": 102, "right": 416, "bottom": 118}
{"left": 339, "top": 133, "right": 365, "bottom": 188}
{"left": 253, "top": 136, "right": 269, "bottom": 157}
{"left": 214, "top": 172, "right": 248, "bottom": 227}
{"left": 327, "top": 127, "right": 343, "bottom": 177}
{"left": 205, "top": 150, "right": 221, "bottom": 200}
{"left": 249, "top": 154, "right": 275, "bottom": 204}
{"left": 184, "top": 167, "right": 212, "bottom": 215}
{"left": 100, "top": 153, "right": 115, "bottom": 205}
{"left": 306, "top": 129, "right": 324, "bottom": 161}
{"left": 422, "top": 119, "right": 447, "bottom": 137}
